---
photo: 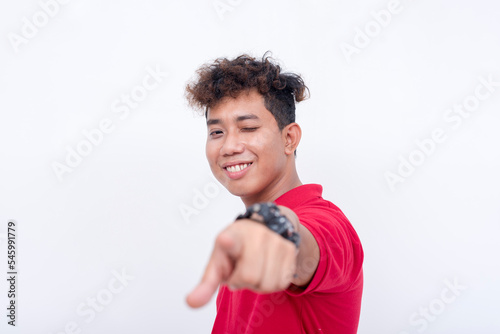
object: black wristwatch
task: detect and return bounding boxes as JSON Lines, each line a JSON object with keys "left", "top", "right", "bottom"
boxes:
{"left": 236, "top": 202, "right": 300, "bottom": 248}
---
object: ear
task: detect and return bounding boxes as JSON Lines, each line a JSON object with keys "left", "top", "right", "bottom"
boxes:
{"left": 282, "top": 123, "right": 302, "bottom": 155}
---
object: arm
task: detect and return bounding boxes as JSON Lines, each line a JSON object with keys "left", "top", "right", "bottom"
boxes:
{"left": 277, "top": 205, "right": 319, "bottom": 287}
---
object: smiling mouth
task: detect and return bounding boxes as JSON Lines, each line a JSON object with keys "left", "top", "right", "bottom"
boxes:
{"left": 224, "top": 163, "right": 253, "bottom": 173}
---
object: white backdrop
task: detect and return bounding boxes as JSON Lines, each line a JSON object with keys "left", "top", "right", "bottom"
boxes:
{"left": 1, "top": 0, "right": 499, "bottom": 333}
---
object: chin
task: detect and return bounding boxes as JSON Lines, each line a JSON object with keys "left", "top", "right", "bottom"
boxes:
{"left": 210, "top": 167, "right": 266, "bottom": 199}
{"left": 225, "top": 180, "right": 264, "bottom": 200}
{"left": 224, "top": 182, "right": 249, "bottom": 197}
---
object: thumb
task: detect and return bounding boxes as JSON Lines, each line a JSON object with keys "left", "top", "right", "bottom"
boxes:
{"left": 186, "top": 232, "right": 240, "bottom": 308}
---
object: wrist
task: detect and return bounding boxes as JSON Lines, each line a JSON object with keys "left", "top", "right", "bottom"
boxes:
{"left": 235, "top": 202, "right": 301, "bottom": 248}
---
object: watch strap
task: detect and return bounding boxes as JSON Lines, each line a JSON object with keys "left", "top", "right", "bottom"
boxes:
{"left": 236, "top": 202, "right": 300, "bottom": 248}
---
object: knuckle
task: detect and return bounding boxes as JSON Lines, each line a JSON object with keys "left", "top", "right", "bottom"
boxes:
{"left": 282, "top": 269, "right": 295, "bottom": 285}
{"left": 214, "top": 230, "right": 232, "bottom": 246}
{"left": 283, "top": 240, "right": 296, "bottom": 253}
{"left": 232, "top": 266, "right": 261, "bottom": 288}
{"left": 258, "top": 282, "right": 276, "bottom": 293}
{"left": 214, "top": 233, "right": 225, "bottom": 246}
{"left": 242, "top": 271, "right": 260, "bottom": 287}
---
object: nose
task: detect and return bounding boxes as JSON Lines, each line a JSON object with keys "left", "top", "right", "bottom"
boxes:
{"left": 220, "top": 131, "right": 245, "bottom": 156}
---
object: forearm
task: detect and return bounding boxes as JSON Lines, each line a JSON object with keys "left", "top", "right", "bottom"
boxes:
{"left": 278, "top": 206, "right": 320, "bottom": 287}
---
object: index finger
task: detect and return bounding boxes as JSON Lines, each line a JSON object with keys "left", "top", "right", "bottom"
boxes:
{"left": 186, "top": 232, "right": 237, "bottom": 308}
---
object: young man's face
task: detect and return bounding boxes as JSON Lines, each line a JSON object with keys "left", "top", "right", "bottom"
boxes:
{"left": 205, "top": 89, "right": 289, "bottom": 203}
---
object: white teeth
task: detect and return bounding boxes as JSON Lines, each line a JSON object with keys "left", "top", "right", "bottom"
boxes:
{"left": 226, "top": 163, "right": 251, "bottom": 173}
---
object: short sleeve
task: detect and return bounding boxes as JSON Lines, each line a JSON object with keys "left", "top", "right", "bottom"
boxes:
{"left": 285, "top": 204, "right": 364, "bottom": 296}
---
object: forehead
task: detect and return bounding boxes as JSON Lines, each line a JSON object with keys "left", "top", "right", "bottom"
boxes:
{"left": 206, "top": 90, "right": 275, "bottom": 124}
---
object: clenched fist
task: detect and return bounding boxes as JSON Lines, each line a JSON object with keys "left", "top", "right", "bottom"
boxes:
{"left": 186, "top": 205, "right": 319, "bottom": 308}
{"left": 186, "top": 218, "right": 298, "bottom": 308}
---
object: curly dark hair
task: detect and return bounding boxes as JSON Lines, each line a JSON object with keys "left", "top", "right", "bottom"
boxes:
{"left": 185, "top": 52, "right": 310, "bottom": 130}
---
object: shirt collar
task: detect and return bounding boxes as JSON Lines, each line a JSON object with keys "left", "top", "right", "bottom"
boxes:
{"left": 274, "top": 184, "right": 323, "bottom": 210}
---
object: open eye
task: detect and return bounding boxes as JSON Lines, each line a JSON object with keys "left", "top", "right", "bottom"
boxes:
{"left": 209, "top": 130, "right": 223, "bottom": 137}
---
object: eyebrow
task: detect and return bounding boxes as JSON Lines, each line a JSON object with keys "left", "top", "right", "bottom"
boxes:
{"left": 207, "top": 114, "right": 259, "bottom": 126}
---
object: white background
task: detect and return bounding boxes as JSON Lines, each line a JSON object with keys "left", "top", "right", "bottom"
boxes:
{"left": 1, "top": 0, "right": 499, "bottom": 333}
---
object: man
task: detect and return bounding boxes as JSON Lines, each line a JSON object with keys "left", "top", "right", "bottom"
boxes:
{"left": 185, "top": 53, "right": 364, "bottom": 333}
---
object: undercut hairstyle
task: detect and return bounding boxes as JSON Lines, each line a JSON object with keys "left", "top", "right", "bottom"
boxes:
{"left": 185, "top": 52, "right": 310, "bottom": 130}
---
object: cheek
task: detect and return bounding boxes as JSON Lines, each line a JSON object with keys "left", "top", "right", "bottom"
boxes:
{"left": 251, "top": 129, "right": 280, "bottom": 149}
{"left": 250, "top": 133, "right": 285, "bottom": 164}
{"left": 205, "top": 142, "right": 218, "bottom": 166}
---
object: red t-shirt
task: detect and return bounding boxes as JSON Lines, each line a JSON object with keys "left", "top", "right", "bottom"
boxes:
{"left": 212, "top": 184, "right": 364, "bottom": 334}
